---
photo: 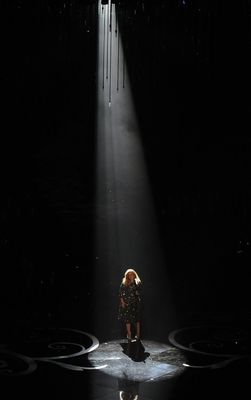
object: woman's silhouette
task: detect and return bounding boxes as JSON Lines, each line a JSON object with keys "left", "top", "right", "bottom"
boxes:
{"left": 118, "top": 268, "right": 142, "bottom": 341}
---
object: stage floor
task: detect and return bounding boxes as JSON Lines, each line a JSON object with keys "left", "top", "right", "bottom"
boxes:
{"left": 1, "top": 319, "right": 250, "bottom": 400}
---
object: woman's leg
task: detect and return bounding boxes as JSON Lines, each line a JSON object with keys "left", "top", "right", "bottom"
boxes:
{"left": 136, "top": 322, "right": 140, "bottom": 338}
{"left": 126, "top": 323, "right": 132, "bottom": 339}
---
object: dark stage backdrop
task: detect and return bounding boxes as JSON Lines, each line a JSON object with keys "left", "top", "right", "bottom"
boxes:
{"left": 0, "top": 0, "right": 250, "bottom": 341}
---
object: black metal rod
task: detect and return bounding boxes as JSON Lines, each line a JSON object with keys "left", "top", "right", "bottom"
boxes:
{"left": 115, "top": 4, "right": 118, "bottom": 37}
{"left": 117, "top": 23, "right": 119, "bottom": 91}
{"left": 122, "top": 4, "right": 126, "bottom": 88}
{"left": 109, "top": 1, "right": 112, "bottom": 104}
{"left": 102, "top": 5, "right": 105, "bottom": 89}
{"left": 109, "top": 0, "right": 112, "bottom": 32}
{"left": 106, "top": 4, "right": 109, "bottom": 79}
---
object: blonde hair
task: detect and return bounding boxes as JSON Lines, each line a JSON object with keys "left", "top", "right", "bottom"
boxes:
{"left": 122, "top": 268, "right": 141, "bottom": 286}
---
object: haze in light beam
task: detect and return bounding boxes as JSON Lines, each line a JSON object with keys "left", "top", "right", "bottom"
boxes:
{"left": 94, "top": 1, "right": 176, "bottom": 337}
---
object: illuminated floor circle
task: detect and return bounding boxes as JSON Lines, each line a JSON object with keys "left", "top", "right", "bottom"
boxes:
{"left": 88, "top": 339, "right": 186, "bottom": 382}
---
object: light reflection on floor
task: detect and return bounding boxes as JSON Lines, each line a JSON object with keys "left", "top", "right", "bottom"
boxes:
{"left": 88, "top": 339, "right": 186, "bottom": 382}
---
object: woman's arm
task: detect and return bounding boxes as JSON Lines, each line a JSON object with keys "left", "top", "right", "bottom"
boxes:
{"left": 119, "top": 284, "right": 127, "bottom": 308}
{"left": 120, "top": 297, "right": 126, "bottom": 308}
{"left": 135, "top": 282, "right": 141, "bottom": 300}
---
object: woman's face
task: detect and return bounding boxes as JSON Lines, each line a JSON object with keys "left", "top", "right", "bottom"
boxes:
{"left": 127, "top": 272, "right": 136, "bottom": 281}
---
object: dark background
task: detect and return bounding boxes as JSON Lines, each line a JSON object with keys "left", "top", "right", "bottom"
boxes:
{"left": 0, "top": 0, "right": 251, "bottom": 342}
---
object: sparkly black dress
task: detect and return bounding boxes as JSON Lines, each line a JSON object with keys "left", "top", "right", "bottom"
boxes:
{"left": 118, "top": 281, "right": 142, "bottom": 323}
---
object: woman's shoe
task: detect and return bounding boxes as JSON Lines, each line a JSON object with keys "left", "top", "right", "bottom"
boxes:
{"left": 134, "top": 335, "right": 140, "bottom": 341}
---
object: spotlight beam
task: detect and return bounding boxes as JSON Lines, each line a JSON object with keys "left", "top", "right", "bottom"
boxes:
{"left": 94, "top": 1, "right": 176, "bottom": 338}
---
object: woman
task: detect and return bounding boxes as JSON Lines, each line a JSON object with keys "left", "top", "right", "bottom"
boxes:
{"left": 118, "top": 268, "right": 142, "bottom": 341}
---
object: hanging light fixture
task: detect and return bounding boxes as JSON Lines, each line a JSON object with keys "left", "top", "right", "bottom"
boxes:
{"left": 100, "top": 0, "right": 126, "bottom": 106}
